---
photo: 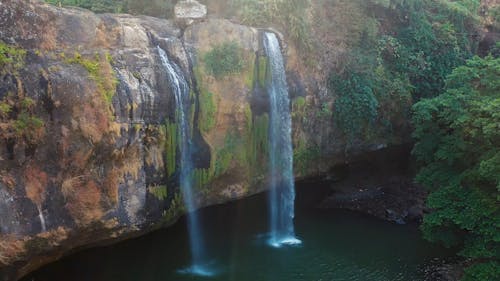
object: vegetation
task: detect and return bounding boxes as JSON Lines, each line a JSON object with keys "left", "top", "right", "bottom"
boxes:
{"left": 232, "top": 0, "right": 313, "bottom": 51}
{"left": 44, "top": 0, "right": 176, "bottom": 17}
{"left": 66, "top": 52, "right": 118, "bottom": 107}
{"left": 412, "top": 55, "right": 500, "bottom": 280}
{"left": 160, "top": 192, "right": 185, "bottom": 223}
{"left": 328, "top": 0, "right": 479, "bottom": 142}
{"left": 330, "top": 71, "right": 378, "bottom": 139}
{"left": 293, "top": 139, "right": 320, "bottom": 176}
{"left": 256, "top": 56, "right": 269, "bottom": 88}
{"left": 163, "top": 119, "right": 177, "bottom": 177}
{"left": 198, "top": 91, "right": 216, "bottom": 134}
{"left": 246, "top": 112, "right": 269, "bottom": 176}
{"left": 203, "top": 42, "right": 244, "bottom": 79}
{"left": 192, "top": 168, "right": 212, "bottom": 193}
{"left": 0, "top": 42, "right": 26, "bottom": 74}
{"left": 0, "top": 42, "right": 44, "bottom": 144}
{"left": 149, "top": 185, "right": 168, "bottom": 201}
{"left": 0, "top": 96, "right": 45, "bottom": 144}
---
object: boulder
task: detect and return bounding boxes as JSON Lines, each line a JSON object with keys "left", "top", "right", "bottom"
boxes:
{"left": 175, "top": 0, "right": 207, "bottom": 24}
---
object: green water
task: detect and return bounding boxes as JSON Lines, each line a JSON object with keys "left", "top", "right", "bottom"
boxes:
{"left": 24, "top": 182, "right": 452, "bottom": 281}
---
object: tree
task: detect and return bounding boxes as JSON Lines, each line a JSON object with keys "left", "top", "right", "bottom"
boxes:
{"left": 412, "top": 55, "right": 500, "bottom": 280}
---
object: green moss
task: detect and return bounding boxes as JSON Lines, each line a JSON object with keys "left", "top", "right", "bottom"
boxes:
{"left": 163, "top": 120, "right": 177, "bottom": 177}
{"left": 292, "top": 96, "right": 307, "bottom": 121}
{"left": 0, "top": 102, "right": 11, "bottom": 116}
{"left": 203, "top": 42, "right": 244, "bottom": 79}
{"left": 149, "top": 185, "right": 168, "bottom": 201}
{"left": 246, "top": 113, "right": 269, "bottom": 174}
{"left": 257, "top": 56, "right": 269, "bottom": 88}
{"left": 66, "top": 52, "right": 118, "bottom": 107}
{"left": 161, "top": 192, "right": 185, "bottom": 223}
{"left": 0, "top": 42, "right": 26, "bottom": 73}
{"left": 133, "top": 123, "right": 142, "bottom": 132}
{"left": 13, "top": 112, "right": 44, "bottom": 135}
{"left": 0, "top": 95, "right": 44, "bottom": 142}
{"left": 198, "top": 91, "right": 217, "bottom": 134}
{"left": 293, "top": 139, "right": 320, "bottom": 176}
{"left": 192, "top": 168, "right": 212, "bottom": 193}
{"left": 213, "top": 132, "right": 238, "bottom": 177}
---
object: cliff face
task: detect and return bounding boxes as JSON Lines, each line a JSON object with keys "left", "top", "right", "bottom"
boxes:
{"left": 0, "top": 0, "right": 411, "bottom": 279}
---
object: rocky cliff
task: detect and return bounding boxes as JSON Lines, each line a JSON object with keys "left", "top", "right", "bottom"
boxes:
{"left": 0, "top": 0, "right": 458, "bottom": 279}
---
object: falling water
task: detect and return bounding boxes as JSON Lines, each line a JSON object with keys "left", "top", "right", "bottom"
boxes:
{"left": 158, "top": 47, "right": 212, "bottom": 276}
{"left": 263, "top": 32, "right": 301, "bottom": 248}
{"left": 37, "top": 205, "right": 46, "bottom": 232}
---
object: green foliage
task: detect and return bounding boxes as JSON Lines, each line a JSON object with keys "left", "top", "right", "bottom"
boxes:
{"left": 293, "top": 139, "right": 320, "bottom": 176}
{"left": 0, "top": 96, "right": 44, "bottom": 143}
{"left": 257, "top": 56, "right": 269, "bottom": 88}
{"left": 45, "top": 0, "right": 176, "bottom": 16}
{"left": 66, "top": 52, "right": 118, "bottom": 106}
{"left": 192, "top": 168, "right": 212, "bottom": 193}
{"left": 291, "top": 96, "right": 307, "bottom": 121}
{"left": 330, "top": 70, "right": 379, "bottom": 140}
{"left": 412, "top": 56, "right": 500, "bottom": 279}
{"left": 246, "top": 113, "right": 269, "bottom": 175}
{"left": 462, "top": 261, "right": 500, "bottom": 281}
{"left": 0, "top": 42, "right": 26, "bottom": 73}
{"left": 45, "top": 0, "right": 125, "bottom": 13}
{"left": 0, "top": 103, "right": 11, "bottom": 117}
{"left": 213, "top": 131, "right": 239, "bottom": 177}
{"left": 316, "top": 102, "right": 332, "bottom": 119}
{"left": 203, "top": 42, "right": 244, "bottom": 79}
{"left": 149, "top": 185, "right": 168, "bottom": 200}
{"left": 328, "top": 0, "right": 479, "bottom": 143}
{"left": 161, "top": 192, "right": 185, "bottom": 223}
{"left": 390, "top": 0, "right": 478, "bottom": 98}
{"left": 198, "top": 91, "right": 216, "bottom": 133}
{"left": 163, "top": 119, "right": 177, "bottom": 177}
{"left": 125, "top": 0, "right": 176, "bottom": 18}
{"left": 233, "top": 0, "right": 313, "bottom": 51}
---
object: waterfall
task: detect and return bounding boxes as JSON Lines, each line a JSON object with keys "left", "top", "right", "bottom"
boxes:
{"left": 37, "top": 205, "right": 46, "bottom": 232}
{"left": 158, "top": 47, "right": 212, "bottom": 276}
{"left": 263, "top": 32, "right": 301, "bottom": 247}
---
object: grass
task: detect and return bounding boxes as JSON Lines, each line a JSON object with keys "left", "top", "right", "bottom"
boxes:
{"left": 149, "top": 185, "right": 168, "bottom": 201}
{"left": 163, "top": 119, "right": 177, "bottom": 177}
{"left": 0, "top": 42, "right": 26, "bottom": 73}
{"left": 198, "top": 91, "right": 217, "bottom": 134}
{"left": 66, "top": 52, "right": 118, "bottom": 107}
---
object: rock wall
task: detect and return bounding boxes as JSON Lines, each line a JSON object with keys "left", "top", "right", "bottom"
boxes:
{"left": 0, "top": 0, "right": 411, "bottom": 280}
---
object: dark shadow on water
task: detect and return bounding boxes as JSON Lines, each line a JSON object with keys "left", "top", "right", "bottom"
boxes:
{"left": 22, "top": 181, "right": 454, "bottom": 281}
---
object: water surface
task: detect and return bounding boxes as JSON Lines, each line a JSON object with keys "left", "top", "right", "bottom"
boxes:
{"left": 24, "top": 182, "right": 451, "bottom": 281}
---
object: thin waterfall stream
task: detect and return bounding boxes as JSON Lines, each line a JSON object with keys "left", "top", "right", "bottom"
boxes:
{"left": 263, "top": 32, "right": 301, "bottom": 247}
{"left": 157, "top": 46, "right": 213, "bottom": 276}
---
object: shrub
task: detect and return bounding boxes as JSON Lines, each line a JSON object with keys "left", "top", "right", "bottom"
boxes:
{"left": 0, "top": 42, "right": 26, "bottom": 73}
{"left": 66, "top": 52, "right": 118, "bottom": 107}
{"left": 330, "top": 71, "right": 379, "bottom": 140}
{"left": 203, "top": 42, "right": 244, "bottom": 79}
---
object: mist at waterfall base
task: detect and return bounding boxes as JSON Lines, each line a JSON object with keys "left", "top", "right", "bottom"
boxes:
{"left": 158, "top": 47, "right": 213, "bottom": 277}
{"left": 264, "top": 32, "right": 301, "bottom": 248}
{"left": 23, "top": 182, "right": 453, "bottom": 281}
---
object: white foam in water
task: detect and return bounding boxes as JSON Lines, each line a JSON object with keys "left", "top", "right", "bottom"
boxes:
{"left": 268, "top": 236, "right": 303, "bottom": 248}
{"left": 177, "top": 263, "right": 219, "bottom": 277}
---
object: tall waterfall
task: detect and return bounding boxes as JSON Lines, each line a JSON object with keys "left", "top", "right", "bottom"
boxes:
{"left": 263, "top": 32, "right": 301, "bottom": 247}
{"left": 158, "top": 47, "right": 211, "bottom": 276}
